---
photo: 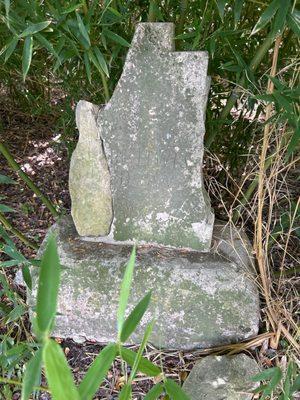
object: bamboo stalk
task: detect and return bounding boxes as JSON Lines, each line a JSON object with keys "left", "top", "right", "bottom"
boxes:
{"left": 0, "top": 142, "right": 59, "bottom": 218}
{"left": 0, "top": 212, "right": 38, "bottom": 250}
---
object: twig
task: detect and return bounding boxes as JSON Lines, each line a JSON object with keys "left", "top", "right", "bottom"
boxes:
{"left": 0, "top": 212, "right": 38, "bottom": 250}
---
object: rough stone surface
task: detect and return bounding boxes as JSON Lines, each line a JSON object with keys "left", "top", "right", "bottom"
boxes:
{"left": 96, "top": 22, "right": 214, "bottom": 251}
{"left": 69, "top": 100, "right": 113, "bottom": 236}
{"left": 28, "top": 216, "right": 259, "bottom": 350}
{"left": 182, "top": 354, "right": 260, "bottom": 400}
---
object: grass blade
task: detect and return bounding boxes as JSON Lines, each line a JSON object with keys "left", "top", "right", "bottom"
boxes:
{"left": 120, "top": 291, "right": 151, "bottom": 342}
{"left": 78, "top": 343, "right": 117, "bottom": 400}
{"left": 144, "top": 383, "right": 164, "bottom": 400}
{"left": 119, "top": 383, "right": 132, "bottom": 400}
{"left": 130, "top": 320, "right": 154, "bottom": 379}
{"left": 117, "top": 246, "right": 136, "bottom": 339}
{"left": 22, "top": 35, "right": 33, "bottom": 81}
{"left": 43, "top": 339, "right": 80, "bottom": 400}
{"left": 21, "top": 348, "right": 42, "bottom": 400}
{"left": 104, "top": 29, "right": 130, "bottom": 47}
{"left": 36, "top": 234, "right": 60, "bottom": 336}
{"left": 76, "top": 12, "right": 91, "bottom": 46}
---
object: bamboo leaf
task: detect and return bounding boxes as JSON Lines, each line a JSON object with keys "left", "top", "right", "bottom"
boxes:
{"left": 93, "top": 46, "right": 109, "bottom": 77}
{"left": 36, "top": 234, "right": 60, "bottom": 336}
{"left": 22, "top": 264, "right": 32, "bottom": 290}
{"left": 35, "top": 33, "right": 59, "bottom": 60}
{"left": 272, "top": 0, "right": 291, "bottom": 36}
{"left": 251, "top": 0, "right": 280, "bottom": 35}
{"left": 215, "top": 0, "right": 227, "bottom": 20}
{"left": 117, "top": 246, "right": 136, "bottom": 338}
{"left": 4, "top": 36, "right": 18, "bottom": 62}
{"left": 22, "top": 35, "right": 33, "bottom": 81}
{"left": 76, "top": 12, "right": 90, "bottom": 46}
{"left": 78, "top": 343, "right": 117, "bottom": 400}
{"left": 19, "top": 21, "right": 51, "bottom": 38}
{"left": 119, "top": 347, "right": 161, "bottom": 376}
{"left": 118, "top": 384, "right": 132, "bottom": 400}
{"left": 121, "top": 291, "right": 151, "bottom": 342}
{"left": 0, "top": 204, "right": 15, "bottom": 213}
{"left": 234, "top": 0, "right": 244, "bottom": 26}
{"left": 144, "top": 383, "right": 164, "bottom": 400}
{"left": 21, "top": 349, "right": 42, "bottom": 400}
{"left": 0, "top": 174, "right": 17, "bottom": 184}
{"left": 165, "top": 379, "right": 190, "bottom": 400}
{"left": 287, "top": 9, "right": 300, "bottom": 37}
{"left": 43, "top": 339, "right": 80, "bottom": 400}
{"left": 84, "top": 52, "right": 91, "bottom": 83}
{"left": 103, "top": 29, "right": 130, "bottom": 47}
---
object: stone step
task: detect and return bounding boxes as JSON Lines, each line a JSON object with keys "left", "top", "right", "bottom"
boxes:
{"left": 28, "top": 216, "right": 259, "bottom": 350}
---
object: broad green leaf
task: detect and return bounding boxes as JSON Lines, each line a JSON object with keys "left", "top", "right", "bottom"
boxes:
{"left": 0, "top": 204, "right": 15, "bottom": 213}
{"left": 252, "top": 367, "right": 282, "bottom": 382}
{"left": 43, "top": 339, "right": 80, "bottom": 400}
{"left": 84, "top": 52, "right": 91, "bottom": 83}
{"left": 130, "top": 321, "right": 154, "bottom": 379}
{"left": 19, "top": 21, "right": 51, "bottom": 38}
{"left": 144, "top": 383, "right": 164, "bottom": 400}
{"left": 117, "top": 246, "right": 136, "bottom": 338}
{"left": 121, "top": 291, "right": 151, "bottom": 342}
{"left": 93, "top": 47, "right": 109, "bottom": 77}
{"left": 234, "top": 0, "right": 244, "bottom": 26}
{"left": 21, "top": 348, "right": 42, "bottom": 400}
{"left": 119, "top": 383, "right": 132, "bottom": 400}
{"left": 78, "top": 343, "right": 117, "bottom": 400}
{"left": 76, "top": 12, "right": 90, "bottom": 46}
{"left": 4, "top": 36, "right": 18, "bottom": 62}
{"left": 287, "top": 9, "right": 300, "bottom": 37}
{"left": 22, "top": 35, "right": 33, "bottom": 81}
{"left": 0, "top": 174, "right": 16, "bottom": 184}
{"left": 36, "top": 234, "right": 60, "bottom": 335}
{"left": 104, "top": 30, "right": 130, "bottom": 47}
{"left": 119, "top": 347, "right": 160, "bottom": 376}
{"left": 22, "top": 264, "right": 32, "bottom": 290}
{"left": 165, "top": 379, "right": 190, "bottom": 400}
{"left": 272, "top": 0, "right": 291, "bottom": 36}
{"left": 251, "top": 0, "right": 280, "bottom": 35}
{"left": 215, "top": 0, "right": 226, "bottom": 20}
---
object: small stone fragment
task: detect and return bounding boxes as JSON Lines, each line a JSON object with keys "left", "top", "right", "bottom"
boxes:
{"left": 69, "top": 100, "right": 113, "bottom": 236}
{"left": 182, "top": 354, "right": 260, "bottom": 400}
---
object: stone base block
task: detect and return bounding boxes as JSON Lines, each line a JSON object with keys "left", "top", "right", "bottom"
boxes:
{"left": 28, "top": 216, "right": 259, "bottom": 350}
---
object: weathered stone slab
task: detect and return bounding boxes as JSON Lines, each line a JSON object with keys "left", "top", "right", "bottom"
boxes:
{"left": 182, "top": 354, "right": 260, "bottom": 400}
{"left": 28, "top": 216, "right": 259, "bottom": 350}
{"left": 69, "top": 100, "right": 113, "bottom": 236}
{"left": 95, "top": 23, "right": 214, "bottom": 251}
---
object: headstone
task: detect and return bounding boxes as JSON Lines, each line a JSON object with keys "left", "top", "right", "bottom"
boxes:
{"left": 28, "top": 22, "right": 260, "bottom": 350}
{"left": 69, "top": 100, "right": 113, "bottom": 236}
{"left": 71, "top": 23, "right": 214, "bottom": 251}
{"left": 182, "top": 354, "right": 260, "bottom": 400}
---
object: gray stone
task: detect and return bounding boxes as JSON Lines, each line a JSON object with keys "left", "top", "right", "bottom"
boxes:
{"left": 69, "top": 100, "right": 113, "bottom": 236}
{"left": 28, "top": 216, "right": 259, "bottom": 350}
{"left": 182, "top": 354, "right": 260, "bottom": 400}
{"left": 95, "top": 23, "right": 214, "bottom": 251}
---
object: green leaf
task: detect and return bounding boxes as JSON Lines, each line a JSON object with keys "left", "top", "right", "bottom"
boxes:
{"left": 78, "top": 343, "right": 117, "bottom": 400}
{"left": 165, "top": 379, "right": 190, "bottom": 400}
{"left": 287, "top": 9, "right": 300, "bottom": 37}
{"left": 119, "top": 347, "right": 160, "bottom": 376}
{"left": 76, "top": 12, "right": 90, "bottom": 46}
{"left": 93, "top": 47, "right": 109, "bottom": 77}
{"left": 35, "top": 33, "right": 59, "bottom": 60}
{"left": 62, "top": 3, "right": 82, "bottom": 14}
{"left": 0, "top": 260, "right": 21, "bottom": 268}
{"left": 43, "top": 339, "right": 80, "bottom": 400}
{"left": 4, "top": 36, "right": 18, "bottom": 62}
{"left": 215, "top": 0, "right": 227, "bottom": 20}
{"left": 21, "top": 349, "right": 42, "bottom": 400}
{"left": 4, "top": 0, "right": 10, "bottom": 20}
{"left": 103, "top": 29, "right": 130, "bottom": 47}
{"left": 272, "top": 0, "right": 291, "bottom": 36}
{"left": 121, "top": 291, "right": 151, "bottom": 342}
{"left": 0, "top": 174, "right": 17, "bottom": 184}
{"left": 19, "top": 21, "right": 51, "bottom": 38}
{"left": 117, "top": 246, "right": 136, "bottom": 338}
{"left": 0, "top": 204, "right": 15, "bottom": 213}
{"left": 118, "top": 383, "right": 132, "bottom": 400}
{"left": 84, "top": 52, "right": 91, "bottom": 83}
{"left": 144, "top": 383, "right": 164, "bottom": 400}
{"left": 36, "top": 234, "right": 60, "bottom": 336}
{"left": 22, "top": 264, "right": 32, "bottom": 290}
{"left": 6, "top": 304, "right": 26, "bottom": 323}
{"left": 234, "top": 0, "right": 244, "bottom": 26}
{"left": 287, "top": 123, "right": 300, "bottom": 157}
{"left": 251, "top": 0, "right": 280, "bottom": 35}
{"left": 22, "top": 35, "right": 33, "bottom": 81}
{"left": 252, "top": 367, "right": 282, "bottom": 382}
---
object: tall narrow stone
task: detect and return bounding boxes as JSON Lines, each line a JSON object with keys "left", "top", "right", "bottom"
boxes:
{"left": 97, "top": 23, "right": 214, "bottom": 251}
{"left": 69, "top": 100, "right": 113, "bottom": 236}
